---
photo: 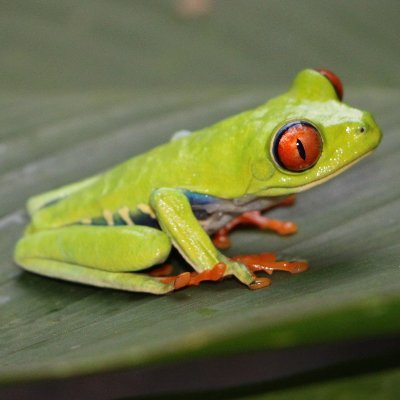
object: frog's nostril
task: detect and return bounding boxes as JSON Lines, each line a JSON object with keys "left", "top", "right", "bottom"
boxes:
{"left": 345, "top": 124, "right": 368, "bottom": 135}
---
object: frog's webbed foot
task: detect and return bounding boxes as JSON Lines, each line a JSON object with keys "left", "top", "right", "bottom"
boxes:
{"left": 159, "top": 262, "right": 227, "bottom": 290}
{"left": 231, "top": 252, "right": 308, "bottom": 290}
{"left": 213, "top": 209, "right": 297, "bottom": 249}
{"left": 223, "top": 252, "right": 308, "bottom": 291}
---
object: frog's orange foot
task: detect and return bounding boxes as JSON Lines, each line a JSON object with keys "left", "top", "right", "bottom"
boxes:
{"left": 233, "top": 252, "right": 309, "bottom": 276}
{"left": 278, "top": 194, "right": 296, "bottom": 207}
{"left": 160, "top": 263, "right": 227, "bottom": 290}
{"left": 212, "top": 210, "right": 298, "bottom": 250}
{"left": 148, "top": 263, "right": 174, "bottom": 277}
{"left": 233, "top": 210, "right": 298, "bottom": 235}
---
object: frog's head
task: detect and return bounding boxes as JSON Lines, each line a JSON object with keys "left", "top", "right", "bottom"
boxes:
{"left": 251, "top": 69, "right": 382, "bottom": 196}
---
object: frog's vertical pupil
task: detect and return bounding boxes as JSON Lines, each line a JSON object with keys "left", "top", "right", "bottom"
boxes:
{"left": 273, "top": 120, "right": 322, "bottom": 172}
{"left": 296, "top": 139, "right": 306, "bottom": 160}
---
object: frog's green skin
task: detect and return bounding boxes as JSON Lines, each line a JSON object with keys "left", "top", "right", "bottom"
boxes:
{"left": 14, "top": 70, "right": 382, "bottom": 294}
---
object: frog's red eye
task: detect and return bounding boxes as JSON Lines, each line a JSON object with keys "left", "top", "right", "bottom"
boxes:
{"left": 273, "top": 121, "right": 322, "bottom": 172}
{"left": 315, "top": 68, "right": 344, "bottom": 100}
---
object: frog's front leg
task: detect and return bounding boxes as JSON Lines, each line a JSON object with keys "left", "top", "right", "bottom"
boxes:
{"left": 150, "top": 188, "right": 259, "bottom": 288}
{"left": 14, "top": 225, "right": 176, "bottom": 294}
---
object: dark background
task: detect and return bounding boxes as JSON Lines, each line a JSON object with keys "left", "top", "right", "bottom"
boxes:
{"left": 1, "top": 0, "right": 398, "bottom": 93}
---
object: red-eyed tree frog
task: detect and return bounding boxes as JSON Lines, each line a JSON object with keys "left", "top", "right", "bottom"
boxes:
{"left": 14, "top": 69, "right": 382, "bottom": 294}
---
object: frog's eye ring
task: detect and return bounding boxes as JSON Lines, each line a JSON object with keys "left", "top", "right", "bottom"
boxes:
{"left": 273, "top": 121, "right": 323, "bottom": 172}
{"left": 315, "top": 68, "right": 344, "bottom": 100}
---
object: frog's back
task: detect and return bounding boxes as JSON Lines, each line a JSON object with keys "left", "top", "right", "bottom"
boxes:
{"left": 27, "top": 112, "right": 260, "bottom": 231}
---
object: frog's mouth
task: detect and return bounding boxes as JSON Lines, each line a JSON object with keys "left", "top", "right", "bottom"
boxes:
{"left": 293, "top": 151, "right": 373, "bottom": 193}
{"left": 258, "top": 150, "right": 373, "bottom": 197}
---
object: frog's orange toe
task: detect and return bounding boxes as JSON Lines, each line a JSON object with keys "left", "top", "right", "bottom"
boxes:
{"left": 160, "top": 263, "right": 227, "bottom": 290}
{"left": 212, "top": 232, "right": 231, "bottom": 249}
{"left": 273, "top": 220, "right": 298, "bottom": 235}
{"left": 248, "top": 277, "right": 272, "bottom": 290}
{"left": 174, "top": 272, "right": 192, "bottom": 289}
{"left": 283, "top": 260, "right": 309, "bottom": 274}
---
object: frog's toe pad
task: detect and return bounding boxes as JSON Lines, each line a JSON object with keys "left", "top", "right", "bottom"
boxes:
{"left": 248, "top": 277, "right": 272, "bottom": 290}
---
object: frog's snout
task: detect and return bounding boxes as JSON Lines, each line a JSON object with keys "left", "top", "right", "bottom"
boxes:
{"left": 362, "top": 111, "right": 383, "bottom": 148}
{"left": 345, "top": 112, "right": 382, "bottom": 148}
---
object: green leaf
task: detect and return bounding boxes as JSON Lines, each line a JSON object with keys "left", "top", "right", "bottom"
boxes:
{"left": 0, "top": 88, "right": 399, "bottom": 388}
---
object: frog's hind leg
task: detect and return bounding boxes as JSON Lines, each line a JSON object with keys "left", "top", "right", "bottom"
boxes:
{"left": 14, "top": 225, "right": 176, "bottom": 294}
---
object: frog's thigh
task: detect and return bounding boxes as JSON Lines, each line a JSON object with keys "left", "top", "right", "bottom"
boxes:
{"left": 15, "top": 225, "right": 175, "bottom": 294}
